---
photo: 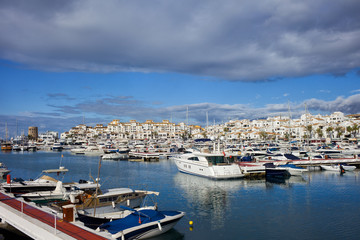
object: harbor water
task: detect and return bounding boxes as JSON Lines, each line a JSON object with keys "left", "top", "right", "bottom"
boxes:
{"left": 1, "top": 151, "right": 360, "bottom": 240}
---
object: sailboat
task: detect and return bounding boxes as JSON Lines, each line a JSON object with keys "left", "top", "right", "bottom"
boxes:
{"left": 1, "top": 123, "right": 12, "bottom": 151}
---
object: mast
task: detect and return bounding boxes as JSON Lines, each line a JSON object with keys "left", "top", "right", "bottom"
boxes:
{"left": 5, "top": 122, "right": 8, "bottom": 141}
{"left": 93, "top": 157, "right": 102, "bottom": 216}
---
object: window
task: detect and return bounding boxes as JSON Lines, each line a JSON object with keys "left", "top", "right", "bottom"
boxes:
{"left": 188, "top": 157, "right": 199, "bottom": 161}
{"left": 205, "top": 156, "right": 225, "bottom": 165}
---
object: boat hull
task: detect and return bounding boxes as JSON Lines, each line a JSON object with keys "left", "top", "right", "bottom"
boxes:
{"left": 174, "top": 159, "right": 244, "bottom": 179}
{"left": 101, "top": 210, "right": 185, "bottom": 240}
{"left": 321, "top": 165, "right": 356, "bottom": 171}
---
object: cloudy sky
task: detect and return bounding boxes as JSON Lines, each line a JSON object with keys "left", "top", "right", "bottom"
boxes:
{"left": 1, "top": 0, "right": 360, "bottom": 137}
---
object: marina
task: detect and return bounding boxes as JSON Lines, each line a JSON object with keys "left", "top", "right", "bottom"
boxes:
{"left": 0, "top": 151, "right": 360, "bottom": 239}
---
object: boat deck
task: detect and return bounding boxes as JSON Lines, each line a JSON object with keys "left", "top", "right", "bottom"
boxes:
{"left": 0, "top": 191, "right": 110, "bottom": 239}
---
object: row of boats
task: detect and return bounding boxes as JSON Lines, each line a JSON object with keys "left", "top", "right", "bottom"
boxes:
{"left": 171, "top": 146, "right": 359, "bottom": 180}
{"left": 0, "top": 166, "right": 185, "bottom": 239}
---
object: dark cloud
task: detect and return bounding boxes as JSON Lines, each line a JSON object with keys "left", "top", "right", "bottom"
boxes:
{"left": 0, "top": 0, "right": 359, "bottom": 81}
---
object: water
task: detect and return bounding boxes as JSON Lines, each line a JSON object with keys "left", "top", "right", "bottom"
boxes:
{"left": 1, "top": 151, "right": 360, "bottom": 240}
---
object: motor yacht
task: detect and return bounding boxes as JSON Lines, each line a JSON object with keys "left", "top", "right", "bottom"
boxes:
{"left": 173, "top": 149, "right": 244, "bottom": 179}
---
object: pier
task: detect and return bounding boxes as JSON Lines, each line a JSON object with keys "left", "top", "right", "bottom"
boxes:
{"left": 129, "top": 152, "right": 161, "bottom": 162}
{"left": 0, "top": 191, "right": 110, "bottom": 240}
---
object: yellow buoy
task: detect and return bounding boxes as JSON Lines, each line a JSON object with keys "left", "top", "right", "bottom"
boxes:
{"left": 189, "top": 220, "right": 193, "bottom": 226}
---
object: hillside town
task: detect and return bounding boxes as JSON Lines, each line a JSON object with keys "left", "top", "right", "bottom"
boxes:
{"left": 1, "top": 112, "right": 360, "bottom": 149}
{"left": 60, "top": 111, "right": 359, "bottom": 143}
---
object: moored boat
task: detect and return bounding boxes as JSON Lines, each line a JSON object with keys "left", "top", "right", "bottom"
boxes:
{"left": 20, "top": 181, "right": 84, "bottom": 204}
{"left": 98, "top": 208, "right": 185, "bottom": 240}
{"left": 320, "top": 164, "right": 356, "bottom": 172}
{"left": 0, "top": 162, "right": 11, "bottom": 179}
{"left": 173, "top": 149, "right": 244, "bottom": 179}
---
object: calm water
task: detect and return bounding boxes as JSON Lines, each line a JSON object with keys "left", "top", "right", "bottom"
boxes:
{"left": 1, "top": 151, "right": 360, "bottom": 240}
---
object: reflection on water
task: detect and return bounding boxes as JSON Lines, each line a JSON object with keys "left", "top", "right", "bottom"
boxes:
{"left": 265, "top": 175, "right": 307, "bottom": 187}
{"left": 174, "top": 173, "right": 266, "bottom": 230}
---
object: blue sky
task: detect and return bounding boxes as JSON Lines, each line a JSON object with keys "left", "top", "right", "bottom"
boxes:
{"left": 1, "top": 0, "right": 360, "bottom": 138}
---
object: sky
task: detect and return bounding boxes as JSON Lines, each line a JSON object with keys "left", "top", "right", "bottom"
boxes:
{"left": 1, "top": 0, "right": 360, "bottom": 138}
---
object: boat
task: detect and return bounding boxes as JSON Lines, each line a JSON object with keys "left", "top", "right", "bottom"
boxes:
{"left": 12, "top": 144, "right": 21, "bottom": 151}
{"left": 52, "top": 142, "right": 63, "bottom": 151}
{"left": 0, "top": 163, "right": 11, "bottom": 179}
{"left": 263, "top": 163, "right": 290, "bottom": 177}
{"left": 172, "top": 149, "right": 244, "bottom": 179}
{"left": 76, "top": 205, "right": 158, "bottom": 229}
{"left": 98, "top": 208, "right": 185, "bottom": 240}
{"left": 320, "top": 164, "right": 356, "bottom": 172}
{"left": 102, "top": 152, "right": 127, "bottom": 160}
{"left": 83, "top": 146, "right": 104, "bottom": 156}
{"left": 2, "top": 167, "right": 99, "bottom": 194}
{"left": 70, "top": 146, "right": 86, "bottom": 155}
{"left": 75, "top": 188, "right": 158, "bottom": 216}
{"left": 1, "top": 142, "right": 12, "bottom": 151}
{"left": 275, "top": 162, "right": 308, "bottom": 176}
{"left": 20, "top": 181, "right": 84, "bottom": 204}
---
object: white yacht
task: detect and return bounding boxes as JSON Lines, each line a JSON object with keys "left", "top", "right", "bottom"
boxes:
{"left": 172, "top": 149, "right": 244, "bottom": 179}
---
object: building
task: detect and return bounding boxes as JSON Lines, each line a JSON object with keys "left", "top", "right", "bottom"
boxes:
{"left": 28, "top": 126, "right": 38, "bottom": 140}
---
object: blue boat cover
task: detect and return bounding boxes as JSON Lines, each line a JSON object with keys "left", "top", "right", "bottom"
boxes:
{"left": 100, "top": 210, "right": 179, "bottom": 234}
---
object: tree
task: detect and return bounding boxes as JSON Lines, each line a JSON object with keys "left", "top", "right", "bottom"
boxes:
{"left": 326, "top": 126, "right": 333, "bottom": 139}
{"left": 316, "top": 128, "right": 323, "bottom": 139}
{"left": 259, "top": 131, "right": 268, "bottom": 140}
{"left": 181, "top": 130, "right": 191, "bottom": 141}
{"left": 306, "top": 125, "right": 313, "bottom": 139}
{"left": 346, "top": 126, "right": 353, "bottom": 137}
{"left": 284, "top": 132, "right": 290, "bottom": 141}
{"left": 335, "top": 126, "right": 344, "bottom": 139}
{"left": 352, "top": 124, "right": 359, "bottom": 138}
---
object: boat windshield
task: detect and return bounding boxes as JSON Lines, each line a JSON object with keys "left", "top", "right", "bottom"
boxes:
{"left": 205, "top": 156, "right": 227, "bottom": 165}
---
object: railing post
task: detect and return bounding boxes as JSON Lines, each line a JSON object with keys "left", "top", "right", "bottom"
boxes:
{"left": 50, "top": 210, "right": 57, "bottom": 235}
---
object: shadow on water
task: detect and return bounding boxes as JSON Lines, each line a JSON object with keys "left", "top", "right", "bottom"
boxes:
{"left": 0, "top": 229, "right": 33, "bottom": 240}
{"left": 147, "top": 228, "right": 184, "bottom": 240}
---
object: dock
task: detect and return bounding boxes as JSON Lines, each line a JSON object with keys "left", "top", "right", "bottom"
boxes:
{"left": 0, "top": 191, "right": 111, "bottom": 240}
{"left": 129, "top": 152, "right": 160, "bottom": 162}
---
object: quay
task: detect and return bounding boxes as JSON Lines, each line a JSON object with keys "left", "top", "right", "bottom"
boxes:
{"left": 0, "top": 191, "right": 111, "bottom": 240}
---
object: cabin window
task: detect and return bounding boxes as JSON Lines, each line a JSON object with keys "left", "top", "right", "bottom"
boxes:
{"left": 99, "top": 196, "right": 118, "bottom": 203}
{"left": 205, "top": 156, "right": 225, "bottom": 165}
{"left": 188, "top": 157, "right": 199, "bottom": 161}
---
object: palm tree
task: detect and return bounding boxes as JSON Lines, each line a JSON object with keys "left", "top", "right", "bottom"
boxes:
{"left": 346, "top": 126, "right": 353, "bottom": 137}
{"left": 335, "top": 126, "right": 344, "bottom": 139}
{"left": 352, "top": 124, "right": 359, "bottom": 138}
{"left": 306, "top": 125, "right": 313, "bottom": 139}
{"left": 316, "top": 128, "right": 323, "bottom": 139}
{"left": 326, "top": 126, "right": 334, "bottom": 139}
